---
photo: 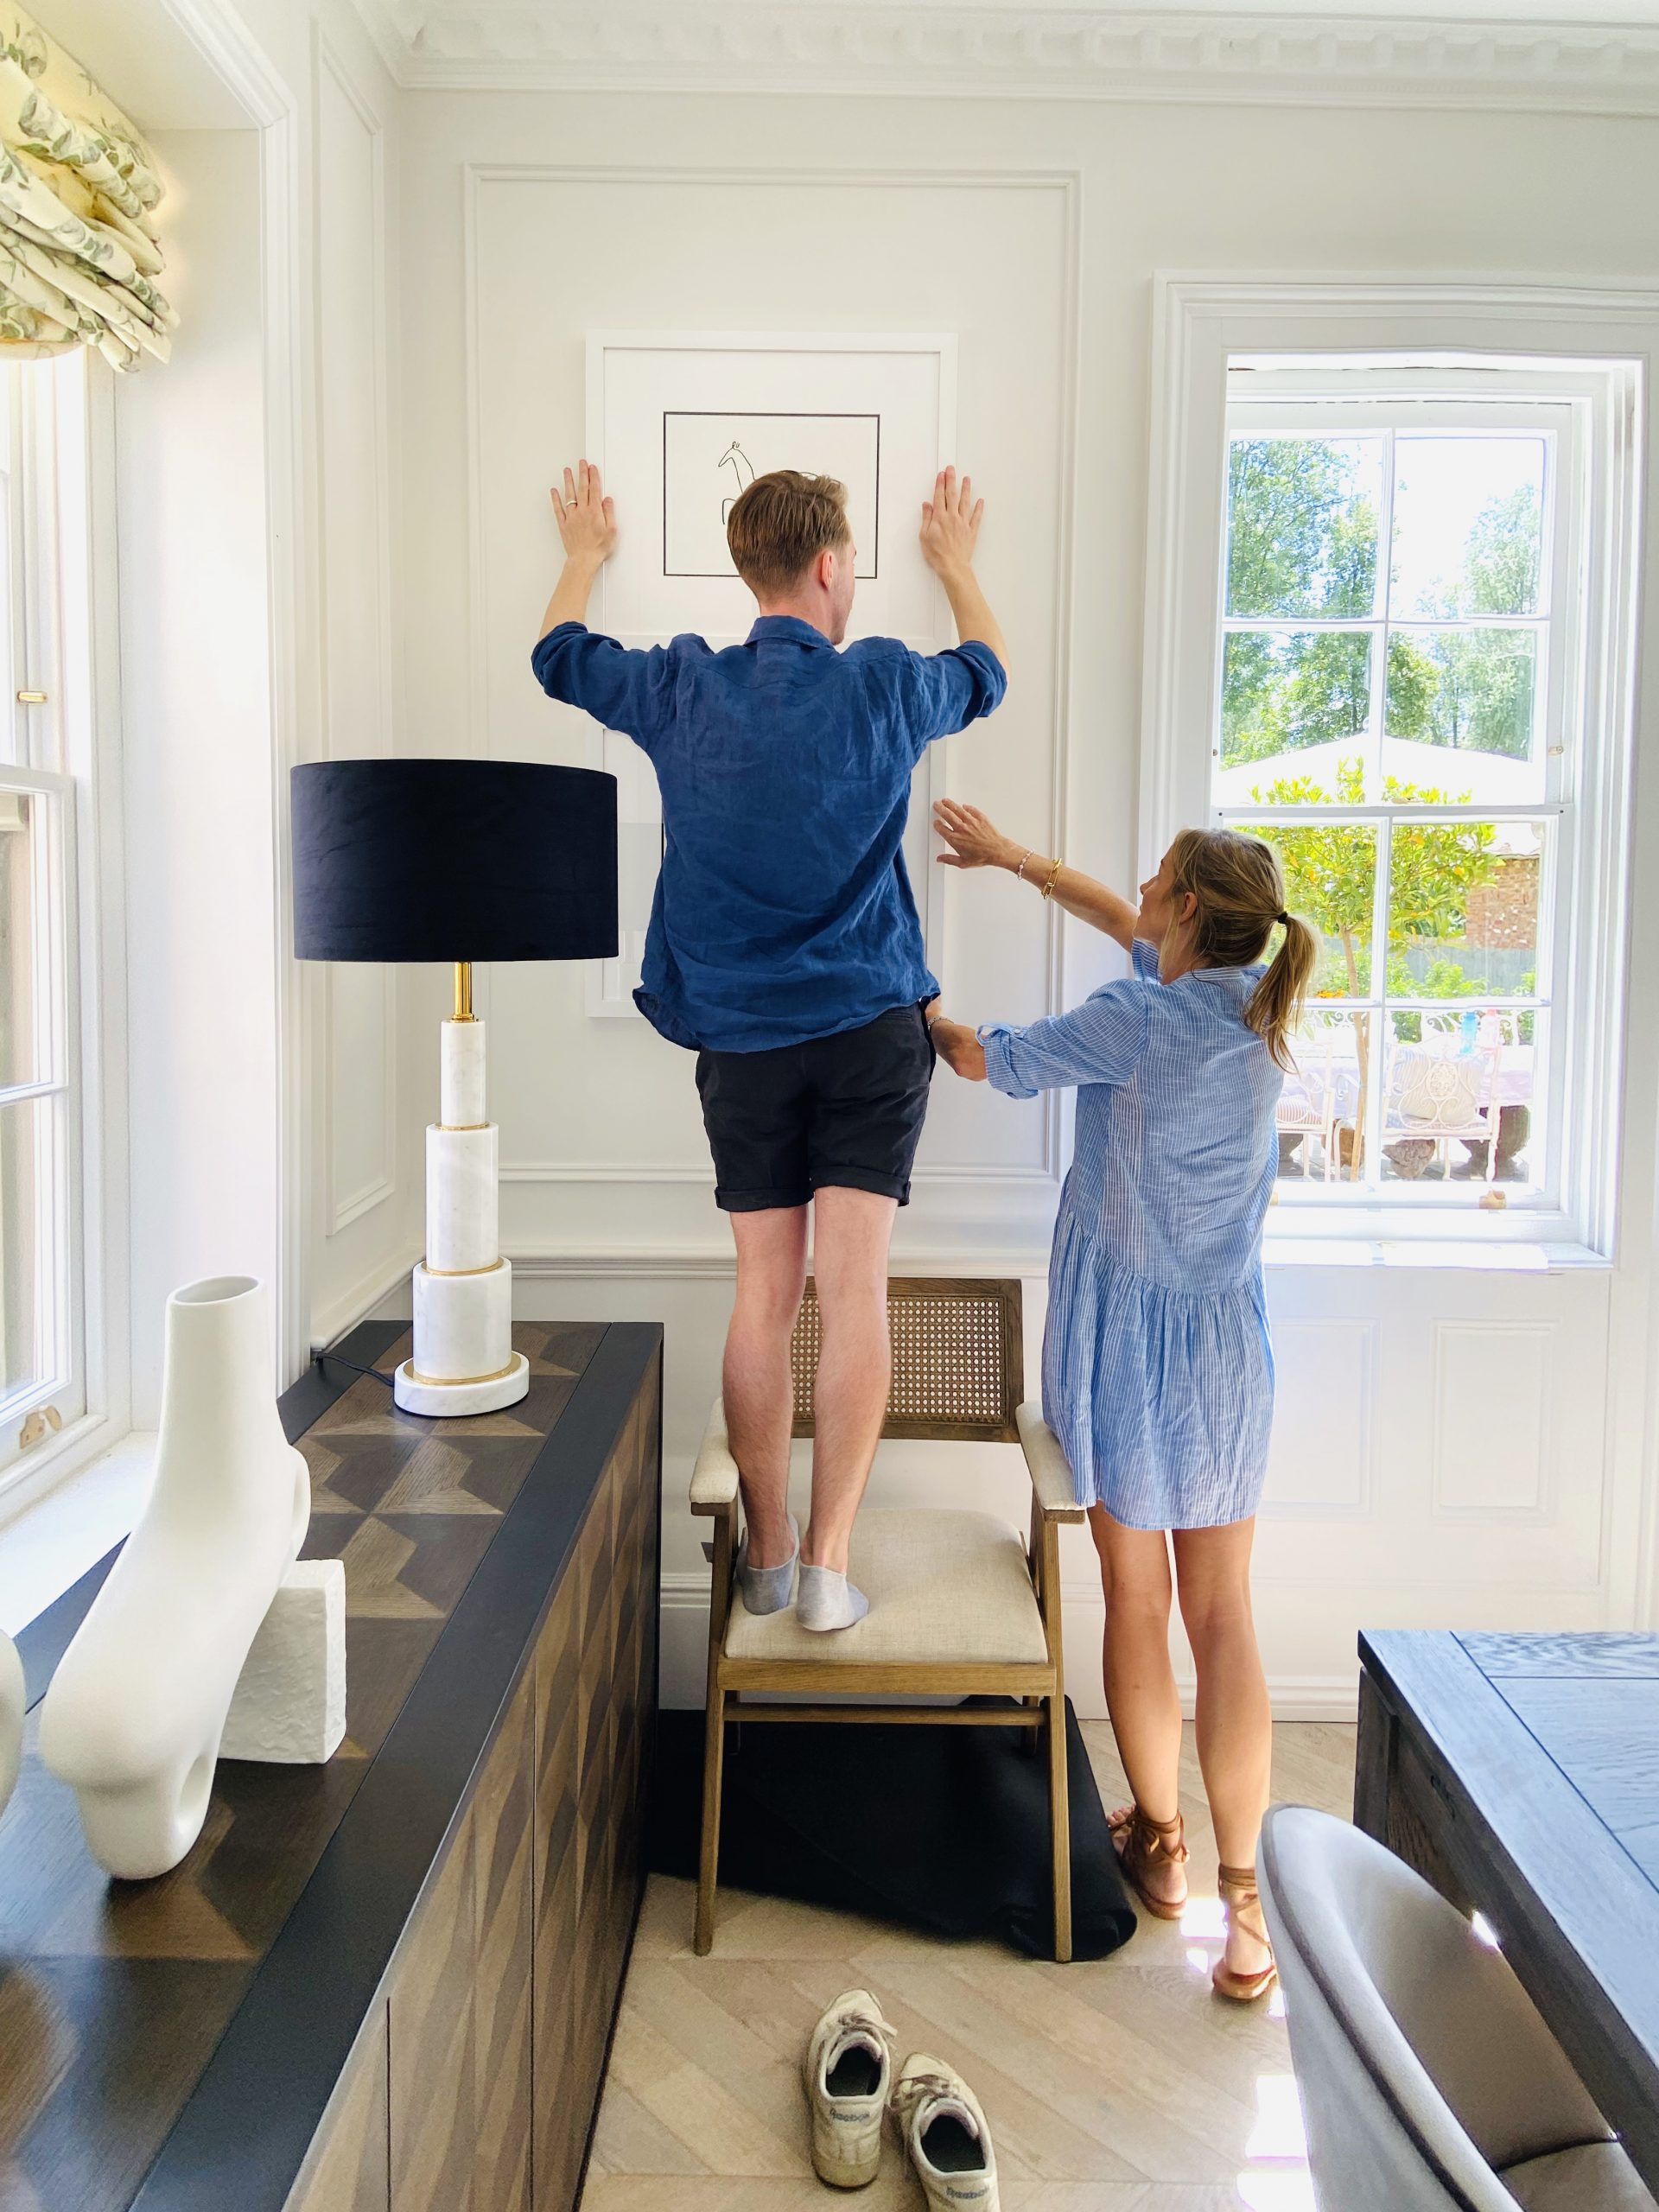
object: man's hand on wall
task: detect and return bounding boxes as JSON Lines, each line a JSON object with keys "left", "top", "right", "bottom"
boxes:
{"left": 551, "top": 460, "right": 619, "bottom": 565}
{"left": 918, "top": 466, "right": 983, "bottom": 581}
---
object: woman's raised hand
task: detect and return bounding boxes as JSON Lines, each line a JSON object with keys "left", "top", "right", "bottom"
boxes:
{"left": 934, "top": 798, "right": 1023, "bottom": 873}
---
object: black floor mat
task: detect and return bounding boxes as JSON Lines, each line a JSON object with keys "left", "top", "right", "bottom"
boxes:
{"left": 647, "top": 1697, "right": 1137, "bottom": 1961}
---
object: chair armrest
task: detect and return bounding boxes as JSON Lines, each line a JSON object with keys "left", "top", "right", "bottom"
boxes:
{"left": 690, "top": 1397, "right": 740, "bottom": 1516}
{"left": 1018, "top": 1402, "right": 1086, "bottom": 1522}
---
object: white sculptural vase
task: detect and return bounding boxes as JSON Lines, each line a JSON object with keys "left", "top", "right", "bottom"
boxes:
{"left": 395, "top": 986, "right": 529, "bottom": 1418}
{"left": 0, "top": 1628, "right": 22, "bottom": 1821}
{"left": 40, "top": 1275, "right": 310, "bottom": 1878}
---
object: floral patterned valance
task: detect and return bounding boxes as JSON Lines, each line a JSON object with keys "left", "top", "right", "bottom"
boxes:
{"left": 0, "top": 8, "right": 174, "bottom": 370}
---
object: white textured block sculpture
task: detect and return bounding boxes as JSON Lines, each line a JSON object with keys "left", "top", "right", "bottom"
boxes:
{"left": 220, "top": 1560, "right": 346, "bottom": 1764}
{"left": 39, "top": 1275, "right": 311, "bottom": 1878}
{"left": 0, "top": 1629, "right": 22, "bottom": 1821}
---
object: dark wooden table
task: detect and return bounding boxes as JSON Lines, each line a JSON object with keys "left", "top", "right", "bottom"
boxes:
{"left": 1357, "top": 1629, "right": 1659, "bottom": 2196}
{"left": 0, "top": 1318, "right": 662, "bottom": 2212}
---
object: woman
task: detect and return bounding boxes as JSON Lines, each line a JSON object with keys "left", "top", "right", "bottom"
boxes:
{"left": 927, "top": 800, "right": 1314, "bottom": 2001}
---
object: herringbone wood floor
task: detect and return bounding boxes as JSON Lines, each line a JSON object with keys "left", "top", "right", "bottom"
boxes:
{"left": 583, "top": 1720, "right": 1355, "bottom": 2211}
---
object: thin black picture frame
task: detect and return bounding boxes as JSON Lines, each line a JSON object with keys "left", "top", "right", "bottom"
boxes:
{"left": 660, "top": 409, "right": 882, "bottom": 580}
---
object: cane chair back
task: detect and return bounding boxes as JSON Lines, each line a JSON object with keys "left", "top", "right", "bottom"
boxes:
{"left": 788, "top": 1277, "right": 1024, "bottom": 1442}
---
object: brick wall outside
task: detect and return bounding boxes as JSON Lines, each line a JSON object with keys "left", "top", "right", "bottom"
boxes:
{"left": 1463, "top": 855, "right": 1537, "bottom": 950}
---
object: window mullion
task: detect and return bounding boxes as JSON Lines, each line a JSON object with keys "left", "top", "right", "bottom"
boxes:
{"left": 1363, "top": 814, "right": 1393, "bottom": 1191}
{"left": 1368, "top": 427, "right": 1395, "bottom": 802}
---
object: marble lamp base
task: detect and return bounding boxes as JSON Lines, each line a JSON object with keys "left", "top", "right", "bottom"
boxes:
{"left": 397, "top": 1002, "right": 528, "bottom": 1420}
{"left": 394, "top": 1350, "right": 530, "bottom": 1418}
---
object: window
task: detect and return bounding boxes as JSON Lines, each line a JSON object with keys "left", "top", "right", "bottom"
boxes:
{"left": 1211, "top": 369, "right": 1597, "bottom": 1218}
{"left": 0, "top": 355, "right": 95, "bottom": 1484}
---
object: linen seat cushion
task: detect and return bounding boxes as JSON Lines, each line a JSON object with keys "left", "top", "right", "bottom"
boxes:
{"left": 721, "top": 1509, "right": 1048, "bottom": 1667}
{"left": 1500, "top": 2145, "right": 1656, "bottom": 2212}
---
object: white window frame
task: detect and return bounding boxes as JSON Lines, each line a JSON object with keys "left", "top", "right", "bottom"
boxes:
{"left": 1141, "top": 280, "right": 1649, "bottom": 1257}
{"left": 0, "top": 353, "right": 127, "bottom": 1510}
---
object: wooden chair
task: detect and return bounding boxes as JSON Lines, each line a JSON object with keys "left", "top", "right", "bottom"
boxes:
{"left": 690, "top": 1277, "right": 1084, "bottom": 1961}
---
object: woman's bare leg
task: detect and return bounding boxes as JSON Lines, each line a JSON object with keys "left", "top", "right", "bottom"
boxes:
{"left": 1172, "top": 1516, "right": 1274, "bottom": 1978}
{"left": 1089, "top": 1504, "right": 1185, "bottom": 1909}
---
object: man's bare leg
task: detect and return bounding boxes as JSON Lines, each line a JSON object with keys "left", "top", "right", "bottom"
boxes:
{"left": 801, "top": 1186, "right": 898, "bottom": 1574}
{"left": 722, "top": 1206, "right": 809, "bottom": 1571}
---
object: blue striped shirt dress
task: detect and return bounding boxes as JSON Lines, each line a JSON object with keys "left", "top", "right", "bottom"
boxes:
{"left": 981, "top": 940, "right": 1284, "bottom": 1529}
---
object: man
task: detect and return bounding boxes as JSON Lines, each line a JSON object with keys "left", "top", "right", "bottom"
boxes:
{"left": 532, "top": 460, "right": 1007, "bottom": 1630}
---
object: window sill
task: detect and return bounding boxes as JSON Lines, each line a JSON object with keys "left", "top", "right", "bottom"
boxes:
{"left": 0, "top": 1423, "right": 153, "bottom": 1637}
{"left": 1264, "top": 1231, "right": 1607, "bottom": 1272}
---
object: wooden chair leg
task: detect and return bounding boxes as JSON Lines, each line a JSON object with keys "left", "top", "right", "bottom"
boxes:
{"left": 695, "top": 1685, "right": 727, "bottom": 1956}
{"left": 1047, "top": 1691, "right": 1072, "bottom": 1964}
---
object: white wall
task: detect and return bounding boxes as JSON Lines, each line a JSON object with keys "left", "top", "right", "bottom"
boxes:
{"left": 100, "top": 2, "right": 422, "bottom": 1415}
{"left": 385, "top": 88, "right": 1659, "bottom": 1711}
{"left": 117, "top": 128, "right": 280, "bottom": 1423}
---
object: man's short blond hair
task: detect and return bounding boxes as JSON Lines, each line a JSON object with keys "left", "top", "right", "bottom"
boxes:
{"left": 725, "top": 470, "right": 851, "bottom": 596}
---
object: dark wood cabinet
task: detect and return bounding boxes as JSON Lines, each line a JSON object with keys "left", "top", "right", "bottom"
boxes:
{"left": 2, "top": 1322, "right": 661, "bottom": 2212}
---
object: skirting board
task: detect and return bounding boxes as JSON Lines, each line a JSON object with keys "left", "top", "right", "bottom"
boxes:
{"left": 657, "top": 1575, "right": 1361, "bottom": 1722}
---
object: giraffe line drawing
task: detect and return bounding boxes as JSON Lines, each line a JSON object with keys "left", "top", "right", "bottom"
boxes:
{"left": 718, "top": 439, "right": 755, "bottom": 524}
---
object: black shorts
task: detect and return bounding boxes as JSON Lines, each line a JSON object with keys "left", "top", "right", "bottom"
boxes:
{"left": 696, "top": 1003, "right": 936, "bottom": 1212}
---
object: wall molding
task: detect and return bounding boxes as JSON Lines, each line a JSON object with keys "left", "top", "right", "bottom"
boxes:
{"left": 466, "top": 161, "right": 1081, "bottom": 1187}
{"left": 505, "top": 1246, "right": 1055, "bottom": 1277}
{"left": 351, "top": 2, "right": 1659, "bottom": 116}
{"left": 314, "top": 26, "right": 400, "bottom": 1244}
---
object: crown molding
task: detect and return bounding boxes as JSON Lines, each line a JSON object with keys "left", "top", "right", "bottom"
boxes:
{"left": 347, "top": 1, "right": 1659, "bottom": 112}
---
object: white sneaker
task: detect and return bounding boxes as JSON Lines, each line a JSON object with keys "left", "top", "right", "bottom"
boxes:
{"left": 804, "top": 1987, "right": 896, "bottom": 2189}
{"left": 890, "top": 2053, "right": 1000, "bottom": 2210}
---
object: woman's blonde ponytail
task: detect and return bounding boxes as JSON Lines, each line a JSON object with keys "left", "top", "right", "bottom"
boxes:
{"left": 1166, "top": 829, "right": 1315, "bottom": 1071}
{"left": 1246, "top": 911, "right": 1317, "bottom": 1072}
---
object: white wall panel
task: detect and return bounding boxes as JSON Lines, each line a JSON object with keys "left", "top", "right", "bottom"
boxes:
{"left": 1433, "top": 1321, "right": 1555, "bottom": 1520}
{"left": 308, "top": 26, "right": 418, "bottom": 1344}
{"left": 1262, "top": 1321, "right": 1376, "bottom": 1517}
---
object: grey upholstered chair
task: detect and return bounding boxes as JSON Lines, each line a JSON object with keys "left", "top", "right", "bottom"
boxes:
{"left": 1260, "top": 1805, "right": 1656, "bottom": 2212}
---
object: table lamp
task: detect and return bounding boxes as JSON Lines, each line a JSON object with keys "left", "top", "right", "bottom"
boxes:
{"left": 291, "top": 759, "right": 617, "bottom": 1416}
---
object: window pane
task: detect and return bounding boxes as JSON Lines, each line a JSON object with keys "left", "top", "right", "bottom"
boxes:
{"left": 1389, "top": 820, "right": 1541, "bottom": 998}
{"left": 1384, "top": 628, "right": 1537, "bottom": 775}
{"left": 1226, "top": 437, "right": 1382, "bottom": 618}
{"left": 1380, "top": 1007, "right": 1539, "bottom": 1188}
{"left": 1, "top": 1096, "right": 39, "bottom": 1397}
{"left": 1391, "top": 435, "right": 1546, "bottom": 619}
{"left": 1221, "top": 631, "right": 1372, "bottom": 773}
{"left": 0, "top": 788, "right": 34, "bottom": 1086}
{"left": 1275, "top": 1007, "right": 1364, "bottom": 1184}
{"left": 1236, "top": 819, "right": 1377, "bottom": 998}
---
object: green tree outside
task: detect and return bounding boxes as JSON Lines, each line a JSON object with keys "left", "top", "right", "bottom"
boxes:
{"left": 1223, "top": 440, "right": 1542, "bottom": 768}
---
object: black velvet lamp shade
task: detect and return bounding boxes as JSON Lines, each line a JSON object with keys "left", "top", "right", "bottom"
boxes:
{"left": 290, "top": 759, "right": 618, "bottom": 963}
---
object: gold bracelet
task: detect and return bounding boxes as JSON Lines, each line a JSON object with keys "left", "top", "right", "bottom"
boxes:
{"left": 1040, "top": 856, "right": 1064, "bottom": 901}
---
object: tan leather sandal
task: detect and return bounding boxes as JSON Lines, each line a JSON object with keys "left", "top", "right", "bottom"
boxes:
{"left": 1107, "top": 1804, "right": 1189, "bottom": 1921}
{"left": 1213, "top": 1863, "right": 1279, "bottom": 2002}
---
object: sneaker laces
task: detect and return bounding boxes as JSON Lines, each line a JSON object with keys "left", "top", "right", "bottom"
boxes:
{"left": 889, "top": 2069, "right": 978, "bottom": 2141}
{"left": 823, "top": 1995, "right": 898, "bottom": 2074}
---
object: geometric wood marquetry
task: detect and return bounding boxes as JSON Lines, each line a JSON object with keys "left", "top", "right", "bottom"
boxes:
{"left": 0, "top": 1319, "right": 659, "bottom": 2212}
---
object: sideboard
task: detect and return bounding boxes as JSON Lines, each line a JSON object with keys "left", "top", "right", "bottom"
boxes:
{"left": 0, "top": 1317, "right": 663, "bottom": 2212}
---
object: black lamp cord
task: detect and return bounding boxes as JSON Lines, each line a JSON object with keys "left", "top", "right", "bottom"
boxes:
{"left": 312, "top": 1348, "right": 398, "bottom": 1390}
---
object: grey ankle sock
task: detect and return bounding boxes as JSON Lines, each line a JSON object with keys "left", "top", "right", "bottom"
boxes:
{"left": 737, "top": 1515, "right": 798, "bottom": 1616}
{"left": 797, "top": 1563, "right": 870, "bottom": 1633}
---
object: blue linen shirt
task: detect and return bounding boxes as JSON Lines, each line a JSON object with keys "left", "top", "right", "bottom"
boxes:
{"left": 532, "top": 615, "right": 1006, "bottom": 1052}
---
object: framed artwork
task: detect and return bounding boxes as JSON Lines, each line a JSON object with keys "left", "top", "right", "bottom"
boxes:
{"left": 583, "top": 331, "right": 958, "bottom": 1016}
